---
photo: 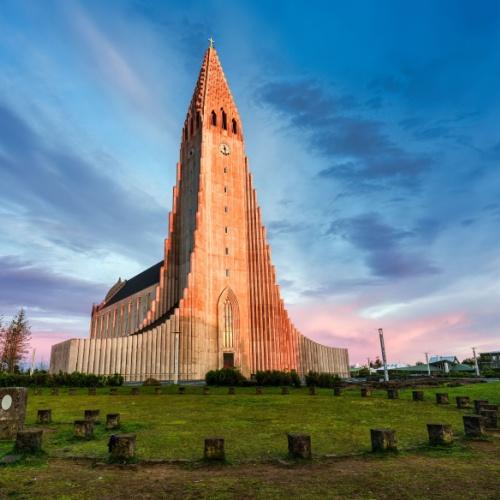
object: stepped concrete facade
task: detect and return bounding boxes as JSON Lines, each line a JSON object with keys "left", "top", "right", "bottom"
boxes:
{"left": 50, "top": 45, "right": 349, "bottom": 381}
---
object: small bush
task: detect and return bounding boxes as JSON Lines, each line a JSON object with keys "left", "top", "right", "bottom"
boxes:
{"left": 143, "top": 377, "right": 161, "bottom": 386}
{"left": 205, "top": 368, "right": 247, "bottom": 386}
{"left": 0, "top": 370, "right": 124, "bottom": 387}
{"left": 254, "top": 370, "right": 302, "bottom": 387}
{"left": 305, "top": 371, "right": 341, "bottom": 388}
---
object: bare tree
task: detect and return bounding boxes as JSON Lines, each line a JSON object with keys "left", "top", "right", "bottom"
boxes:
{"left": 0, "top": 309, "right": 32, "bottom": 373}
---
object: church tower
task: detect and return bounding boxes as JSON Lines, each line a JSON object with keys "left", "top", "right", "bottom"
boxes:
{"left": 50, "top": 43, "right": 349, "bottom": 380}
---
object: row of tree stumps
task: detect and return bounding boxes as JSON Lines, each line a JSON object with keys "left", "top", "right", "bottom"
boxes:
{"left": 5, "top": 385, "right": 498, "bottom": 463}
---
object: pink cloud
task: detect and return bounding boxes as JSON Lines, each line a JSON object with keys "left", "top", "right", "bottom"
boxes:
{"left": 289, "top": 302, "right": 499, "bottom": 365}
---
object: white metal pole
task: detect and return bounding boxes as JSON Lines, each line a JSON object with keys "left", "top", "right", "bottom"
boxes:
{"left": 425, "top": 352, "right": 431, "bottom": 376}
{"left": 472, "top": 347, "right": 480, "bottom": 377}
{"left": 378, "top": 328, "right": 389, "bottom": 382}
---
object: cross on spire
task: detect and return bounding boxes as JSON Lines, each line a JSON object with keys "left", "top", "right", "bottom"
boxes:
{"left": 208, "top": 37, "right": 215, "bottom": 48}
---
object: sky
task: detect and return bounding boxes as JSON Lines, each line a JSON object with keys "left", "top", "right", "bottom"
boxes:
{"left": 1, "top": 0, "right": 499, "bottom": 368}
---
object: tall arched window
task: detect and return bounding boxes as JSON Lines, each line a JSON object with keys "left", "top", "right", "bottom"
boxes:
{"left": 231, "top": 119, "right": 238, "bottom": 135}
{"left": 223, "top": 297, "right": 234, "bottom": 348}
{"left": 211, "top": 110, "right": 217, "bottom": 126}
{"left": 221, "top": 109, "right": 227, "bottom": 130}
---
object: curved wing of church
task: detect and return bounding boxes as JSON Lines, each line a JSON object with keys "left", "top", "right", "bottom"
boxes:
{"left": 50, "top": 46, "right": 349, "bottom": 381}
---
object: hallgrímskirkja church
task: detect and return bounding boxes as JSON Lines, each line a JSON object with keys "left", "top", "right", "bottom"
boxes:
{"left": 50, "top": 44, "right": 349, "bottom": 381}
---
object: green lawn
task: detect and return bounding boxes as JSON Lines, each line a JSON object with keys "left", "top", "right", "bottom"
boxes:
{"left": 1, "top": 382, "right": 498, "bottom": 463}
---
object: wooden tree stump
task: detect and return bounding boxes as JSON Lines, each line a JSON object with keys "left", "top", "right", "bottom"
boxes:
{"left": 154, "top": 387, "right": 162, "bottom": 395}
{"left": 37, "top": 409, "right": 52, "bottom": 424}
{"left": 412, "top": 390, "right": 424, "bottom": 401}
{"left": 15, "top": 429, "right": 43, "bottom": 454}
{"left": 333, "top": 387, "right": 342, "bottom": 396}
{"left": 106, "top": 413, "right": 121, "bottom": 430}
{"left": 84, "top": 409, "right": 100, "bottom": 424}
{"left": 203, "top": 387, "right": 210, "bottom": 395}
{"left": 74, "top": 420, "right": 94, "bottom": 439}
{"left": 370, "top": 429, "right": 397, "bottom": 452}
{"left": 463, "top": 415, "right": 485, "bottom": 438}
{"left": 178, "top": 386, "right": 186, "bottom": 395}
{"left": 88, "top": 387, "right": 97, "bottom": 396}
{"left": 481, "top": 404, "right": 498, "bottom": 413}
{"left": 387, "top": 388, "right": 399, "bottom": 399}
{"left": 427, "top": 424, "right": 453, "bottom": 445}
{"left": 131, "top": 388, "right": 140, "bottom": 396}
{"left": 228, "top": 387, "right": 235, "bottom": 395}
{"left": 204, "top": 437, "right": 225, "bottom": 460}
{"left": 108, "top": 433, "right": 136, "bottom": 461}
{"left": 480, "top": 410, "right": 498, "bottom": 429}
{"left": 361, "top": 388, "right": 371, "bottom": 397}
{"left": 435, "top": 393, "right": 449, "bottom": 405}
{"left": 287, "top": 433, "right": 311, "bottom": 459}
{"left": 473, "top": 400, "right": 488, "bottom": 414}
{"left": 456, "top": 396, "right": 471, "bottom": 409}
{"left": 110, "top": 388, "right": 118, "bottom": 395}
{"left": 281, "top": 386, "right": 289, "bottom": 395}
{"left": 255, "top": 387, "right": 263, "bottom": 395}
{"left": 308, "top": 386, "right": 316, "bottom": 396}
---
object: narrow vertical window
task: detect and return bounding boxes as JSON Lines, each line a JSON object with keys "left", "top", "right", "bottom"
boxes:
{"left": 232, "top": 119, "right": 237, "bottom": 134}
{"left": 224, "top": 167, "right": 227, "bottom": 173}
{"left": 184, "top": 127, "right": 188, "bottom": 140}
{"left": 222, "top": 110, "right": 227, "bottom": 130}
{"left": 211, "top": 110, "right": 217, "bottom": 126}
{"left": 224, "top": 206, "right": 228, "bottom": 212}
{"left": 223, "top": 297, "right": 233, "bottom": 348}
{"left": 224, "top": 186, "right": 227, "bottom": 193}
{"left": 225, "top": 269, "right": 230, "bottom": 277}
{"left": 224, "top": 227, "right": 228, "bottom": 233}
{"left": 196, "top": 112, "right": 201, "bottom": 128}
{"left": 225, "top": 247, "right": 229, "bottom": 255}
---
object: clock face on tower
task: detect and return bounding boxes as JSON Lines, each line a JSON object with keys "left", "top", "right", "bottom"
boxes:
{"left": 219, "top": 143, "right": 231, "bottom": 155}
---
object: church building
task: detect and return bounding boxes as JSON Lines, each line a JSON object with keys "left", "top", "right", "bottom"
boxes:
{"left": 50, "top": 43, "right": 349, "bottom": 381}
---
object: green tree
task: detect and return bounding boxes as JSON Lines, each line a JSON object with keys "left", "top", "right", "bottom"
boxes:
{"left": 0, "top": 309, "right": 32, "bottom": 373}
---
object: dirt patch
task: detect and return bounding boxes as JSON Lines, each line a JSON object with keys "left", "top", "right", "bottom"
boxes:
{"left": 1, "top": 443, "right": 499, "bottom": 499}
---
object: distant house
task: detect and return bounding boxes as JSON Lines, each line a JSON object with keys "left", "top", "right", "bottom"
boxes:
{"left": 379, "top": 355, "right": 475, "bottom": 376}
{"left": 479, "top": 351, "right": 500, "bottom": 369}
{"left": 429, "top": 355, "right": 460, "bottom": 373}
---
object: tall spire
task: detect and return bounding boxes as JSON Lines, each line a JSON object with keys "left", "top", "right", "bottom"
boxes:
{"left": 186, "top": 44, "right": 241, "bottom": 131}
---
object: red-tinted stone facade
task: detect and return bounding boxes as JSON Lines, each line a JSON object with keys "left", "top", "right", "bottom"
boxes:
{"left": 50, "top": 47, "right": 349, "bottom": 381}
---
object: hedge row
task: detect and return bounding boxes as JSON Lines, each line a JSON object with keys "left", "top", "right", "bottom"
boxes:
{"left": 255, "top": 370, "right": 301, "bottom": 387}
{"left": 305, "top": 371, "right": 341, "bottom": 388}
{"left": 205, "top": 368, "right": 247, "bottom": 386}
{"left": 0, "top": 371, "right": 124, "bottom": 387}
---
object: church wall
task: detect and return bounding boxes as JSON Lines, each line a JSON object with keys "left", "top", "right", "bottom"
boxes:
{"left": 90, "top": 283, "right": 157, "bottom": 340}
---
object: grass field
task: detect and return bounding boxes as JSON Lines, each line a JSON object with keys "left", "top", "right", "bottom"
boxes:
{"left": 0, "top": 382, "right": 499, "bottom": 498}
{"left": 1, "top": 382, "right": 499, "bottom": 462}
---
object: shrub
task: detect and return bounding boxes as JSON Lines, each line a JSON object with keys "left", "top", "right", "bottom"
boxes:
{"left": 290, "top": 369, "right": 302, "bottom": 388}
{"left": 305, "top": 371, "right": 341, "bottom": 388}
{"left": 143, "top": 377, "right": 161, "bottom": 386}
{"left": 0, "top": 370, "right": 124, "bottom": 387}
{"left": 205, "top": 368, "right": 247, "bottom": 386}
{"left": 254, "top": 370, "right": 303, "bottom": 387}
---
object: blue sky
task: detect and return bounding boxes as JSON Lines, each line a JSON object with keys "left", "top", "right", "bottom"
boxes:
{"left": 1, "top": 0, "right": 499, "bottom": 365}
